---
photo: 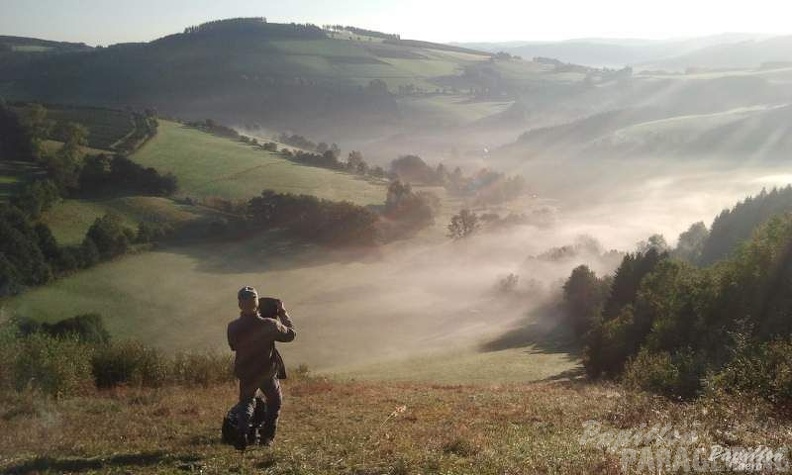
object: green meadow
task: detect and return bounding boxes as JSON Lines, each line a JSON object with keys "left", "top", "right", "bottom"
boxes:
{"left": 2, "top": 221, "right": 565, "bottom": 383}
{"left": 131, "top": 121, "right": 389, "bottom": 205}
{"left": 41, "top": 196, "right": 213, "bottom": 246}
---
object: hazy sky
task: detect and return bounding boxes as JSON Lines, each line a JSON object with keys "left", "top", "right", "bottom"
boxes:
{"left": 1, "top": 0, "right": 790, "bottom": 45}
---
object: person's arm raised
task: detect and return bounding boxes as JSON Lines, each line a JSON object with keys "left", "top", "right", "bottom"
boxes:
{"left": 276, "top": 301, "right": 295, "bottom": 330}
{"left": 271, "top": 318, "right": 296, "bottom": 342}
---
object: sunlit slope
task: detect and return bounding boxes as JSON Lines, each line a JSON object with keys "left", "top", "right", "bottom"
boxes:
{"left": 2, "top": 229, "right": 572, "bottom": 383}
{"left": 585, "top": 104, "right": 792, "bottom": 160}
{"left": 131, "top": 121, "right": 388, "bottom": 204}
{"left": 40, "top": 196, "right": 213, "bottom": 246}
{"left": 497, "top": 74, "right": 792, "bottom": 163}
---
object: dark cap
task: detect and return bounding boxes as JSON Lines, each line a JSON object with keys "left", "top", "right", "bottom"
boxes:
{"left": 237, "top": 286, "right": 258, "bottom": 300}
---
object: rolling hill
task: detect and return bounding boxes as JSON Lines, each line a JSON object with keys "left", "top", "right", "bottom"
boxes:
{"left": 458, "top": 34, "right": 771, "bottom": 69}
{"left": 0, "top": 17, "right": 591, "bottom": 158}
{"left": 130, "top": 120, "right": 389, "bottom": 204}
{"left": 494, "top": 73, "right": 792, "bottom": 164}
{"left": 641, "top": 35, "right": 792, "bottom": 71}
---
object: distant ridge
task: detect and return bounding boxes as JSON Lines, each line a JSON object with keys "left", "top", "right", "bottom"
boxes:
{"left": 0, "top": 35, "right": 93, "bottom": 52}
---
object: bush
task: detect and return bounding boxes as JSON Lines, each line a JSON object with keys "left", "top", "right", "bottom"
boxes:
{"left": 85, "top": 213, "right": 132, "bottom": 259}
{"left": 43, "top": 313, "right": 110, "bottom": 344}
{"left": 15, "top": 313, "right": 110, "bottom": 344}
{"left": 136, "top": 221, "right": 171, "bottom": 243}
{"left": 709, "top": 338, "right": 792, "bottom": 404}
{"left": 171, "top": 350, "right": 233, "bottom": 386}
{"left": 623, "top": 348, "right": 706, "bottom": 399}
{"left": 0, "top": 315, "right": 238, "bottom": 393}
{"left": 0, "top": 315, "right": 20, "bottom": 390}
{"left": 91, "top": 340, "right": 169, "bottom": 388}
{"left": 11, "top": 333, "right": 95, "bottom": 396}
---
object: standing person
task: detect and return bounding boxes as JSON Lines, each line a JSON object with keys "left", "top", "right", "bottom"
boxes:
{"left": 227, "top": 286, "right": 296, "bottom": 450}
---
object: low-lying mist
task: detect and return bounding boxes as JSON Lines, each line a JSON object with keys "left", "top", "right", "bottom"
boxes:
{"left": 10, "top": 156, "right": 789, "bottom": 381}
{"left": 276, "top": 157, "right": 792, "bottom": 375}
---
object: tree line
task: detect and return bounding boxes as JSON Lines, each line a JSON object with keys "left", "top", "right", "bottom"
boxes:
{"left": 4, "top": 105, "right": 175, "bottom": 217}
{"left": 389, "top": 154, "right": 528, "bottom": 205}
{"left": 191, "top": 119, "right": 528, "bottom": 203}
{"left": 0, "top": 104, "right": 176, "bottom": 296}
{"left": 561, "top": 188, "right": 792, "bottom": 404}
{"left": 247, "top": 190, "right": 379, "bottom": 246}
{"left": 181, "top": 18, "right": 325, "bottom": 39}
{"left": 239, "top": 179, "right": 441, "bottom": 246}
{"left": 324, "top": 25, "right": 401, "bottom": 41}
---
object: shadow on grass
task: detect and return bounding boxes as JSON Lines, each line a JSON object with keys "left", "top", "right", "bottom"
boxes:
{"left": 165, "top": 228, "right": 383, "bottom": 275}
{"left": 0, "top": 159, "right": 46, "bottom": 198}
{"left": 479, "top": 303, "right": 581, "bottom": 357}
{"left": 540, "top": 366, "right": 586, "bottom": 382}
{"left": 4, "top": 451, "right": 201, "bottom": 474}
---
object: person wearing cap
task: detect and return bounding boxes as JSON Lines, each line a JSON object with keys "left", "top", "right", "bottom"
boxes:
{"left": 227, "top": 286, "right": 296, "bottom": 450}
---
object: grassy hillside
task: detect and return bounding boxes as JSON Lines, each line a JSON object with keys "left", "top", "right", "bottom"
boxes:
{"left": 582, "top": 104, "right": 792, "bottom": 160}
{"left": 329, "top": 346, "right": 579, "bottom": 384}
{"left": 40, "top": 196, "right": 214, "bottom": 246}
{"left": 1, "top": 24, "right": 497, "bottom": 99}
{"left": 0, "top": 20, "right": 580, "bottom": 143}
{"left": 131, "top": 121, "right": 388, "bottom": 205}
{"left": 496, "top": 73, "right": 792, "bottom": 163}
{"left": 1, "top": 227, "right": 533, "bottom": 373}
{"left": 2, "top": 376, "right": 790, "bottom": 474}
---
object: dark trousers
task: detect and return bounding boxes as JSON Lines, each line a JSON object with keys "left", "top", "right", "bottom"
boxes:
{"left": 235, "top": 374, "right": 282, "bottom": 440}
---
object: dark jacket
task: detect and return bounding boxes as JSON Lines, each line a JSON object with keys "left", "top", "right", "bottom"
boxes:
{"left": 227, "top": 313, "right": 295, "bottom": 381}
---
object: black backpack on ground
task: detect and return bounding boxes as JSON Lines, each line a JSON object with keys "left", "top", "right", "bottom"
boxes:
{"left": 221, "top": 396, "right": 267, "bottom": 445}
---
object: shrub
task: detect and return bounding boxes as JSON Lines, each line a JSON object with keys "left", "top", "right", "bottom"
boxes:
{"left": 85, "top": 213, "right": 132, "bottom": 259}
{"left": 709, "top": 338, "right": 792, "bottom": 404}
{"left": 11, "top": 333, "right": 94, "bottom": 396}
{"left": 623, "top": 348, "right": 706, "bottom": 399}
{"left": 171, "top": 350, "right": 233, "bottom": 386}
{"left": 91, "top": 340, "right": 169, "bottom": 388}
{"left": 43, "top": 313, "right": 110, "bottom": 344}
{"left": 15, "top": 313, "right": 110, "bottom": 344}
{"left": 0, "top": 315, "right": 20, "bottom": 390}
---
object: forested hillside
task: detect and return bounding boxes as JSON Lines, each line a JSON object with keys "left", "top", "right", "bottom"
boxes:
{"left": 562, "top": 188, "right": 792, "bottom": 402}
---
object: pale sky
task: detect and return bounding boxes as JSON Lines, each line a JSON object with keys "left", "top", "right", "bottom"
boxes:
{"left": 1, "top": 0, "right": 790, "bottom": 46}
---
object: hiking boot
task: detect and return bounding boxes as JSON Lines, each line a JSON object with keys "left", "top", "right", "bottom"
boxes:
{"left": 234, "top": 431, "right": 248, "bottom": 451}
{"left": 260, "top": 437, "right": 274, "bottom": 447}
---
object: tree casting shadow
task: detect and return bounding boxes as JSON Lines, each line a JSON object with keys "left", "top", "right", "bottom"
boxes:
{"left": 4, "top": 451, "right": 201, "bottom": 474}
{"left": 479, "top": 303, "right": 582, "bottom": 358}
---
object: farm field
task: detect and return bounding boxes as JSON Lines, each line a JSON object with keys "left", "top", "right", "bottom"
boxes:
{"left": 40, "top": 196, "right": 214, "bottom": 246}
{"left": 396, "top": 95, "right": 513, "bottom": 127}
{"left": 131, "top": 121, "right": 390, "bottom": 205}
